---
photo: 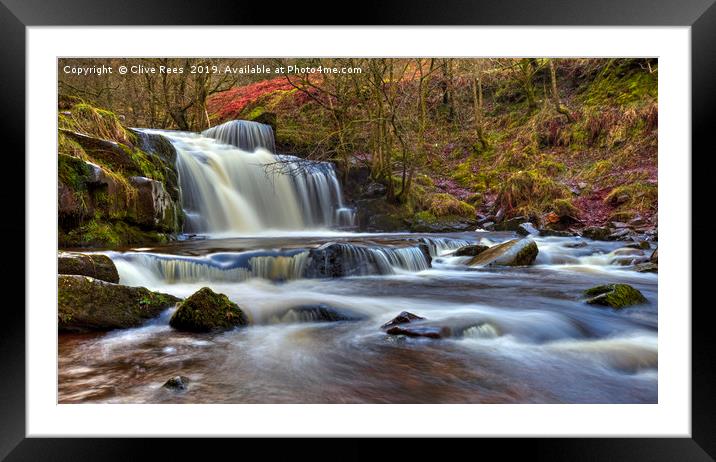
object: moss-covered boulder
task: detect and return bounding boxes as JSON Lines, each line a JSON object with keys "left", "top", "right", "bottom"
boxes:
{"left": 169, "top": 287, "right": 248, "bottom": 332}
{"left": 58, "top": 275, "right": 181, "bottom": 332}
{"left": 583, "top": 283, "right": 647, "bottom": 308}
{"left": 468, "top": 239, "right": 539, "bottom": 267}
{"left": 58, "top": 252, "right": 119, "bottom": 283}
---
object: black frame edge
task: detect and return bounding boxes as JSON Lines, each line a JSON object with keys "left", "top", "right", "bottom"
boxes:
{"left": 3, "top": 0, "right": 714, "bottom": 459}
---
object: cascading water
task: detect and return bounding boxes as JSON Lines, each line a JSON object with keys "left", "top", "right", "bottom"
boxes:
{"left": 143, "top": 120, "right": 354, "bottom": 235}
{"left": 202, "top": 119, "right": 276, "bottom": 153}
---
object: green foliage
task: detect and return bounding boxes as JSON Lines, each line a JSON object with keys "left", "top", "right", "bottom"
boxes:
{"left": 427, "top": 193, "right": 476, "bottom": 218}
{"left": 604, "top": 182, "right": 658, "bottom": 213}
{"left": 579, "top": 59, "right": 657, "bottom": 107}
{"left": 496, "top": 170, "right": 570, "bottom": 217}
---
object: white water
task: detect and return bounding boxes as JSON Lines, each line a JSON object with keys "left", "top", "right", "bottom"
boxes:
{"left": 143, "top": 120, "right": 354, "bottom": 235}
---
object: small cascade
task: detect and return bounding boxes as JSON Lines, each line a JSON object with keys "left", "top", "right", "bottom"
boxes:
{"left": 111, "top": 250, "right": 309, "bottom": 285}
{"left": 202, "top": 120, "right": 276, "bottom": 153}
{"left": 304, "top": 242, "right": 431, "bottom": 278}
{"left": 417, "top": 237, "right": 474, "bottom": 257}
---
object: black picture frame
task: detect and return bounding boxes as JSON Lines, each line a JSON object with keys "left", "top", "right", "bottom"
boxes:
{"left": 2, "top": 0, "right": 713, "bottom": 459}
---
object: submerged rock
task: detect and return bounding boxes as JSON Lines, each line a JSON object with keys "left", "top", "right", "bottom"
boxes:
{"left": 169, "top": 287, "right": 248, "bottom": 332}
{"left": 58, "top": 252, "right": 119, "bottom": 283}
{"left": 468, "top": 239, "right": 538, "bottom": 267}
{"left": 381, "top": 311, "right": 425, "bottom": 329}
{"left": 452, "top": 244, "right": 489, "bottom": 257}
{"left": 583, "top": 284, "right": 647, "bottom": 309}
{"left": 540, "top": 228, "right": 575, "bottom": 237}
{"left": 278, "top": 304, "right": 365, "bottom": 323}
{"left": 163, "top": 375, "right": 190, "bottom": 391}
{"left": 58, "top": 275, "right": 181, "bottom": 332}
{"left": 385, "top": 325, "right": 450, "bottom": 339}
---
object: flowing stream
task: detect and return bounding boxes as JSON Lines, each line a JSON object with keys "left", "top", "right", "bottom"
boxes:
{"left": 58, "top": 121, "right": 657, "bottom": 404}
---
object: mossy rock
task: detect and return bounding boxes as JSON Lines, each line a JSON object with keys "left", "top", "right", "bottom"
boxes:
{"left": 58, "top": 275, "right": 181, "bottom": 332}
{"left": 583, "top": 283, "right": 647, "bottom": 309}
{"left": 169, "top": 287, "right": 248, "bottom": 332}
{"left": 468, "top": 239, "right": 538, "bottom": 267}
{"left": 58, "top": 252, "right": 119, "bottom": 283}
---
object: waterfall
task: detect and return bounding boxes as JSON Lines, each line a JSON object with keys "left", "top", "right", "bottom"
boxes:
{"left": 143, "top": 120, "right": 354, "bottom": 234}
{"left": 202, "top": 119, "right": 276, "bottom": 153}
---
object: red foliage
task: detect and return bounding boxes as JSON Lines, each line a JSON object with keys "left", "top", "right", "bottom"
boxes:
{"left": 207, "top": 77, "right": 295, "bottom": 122}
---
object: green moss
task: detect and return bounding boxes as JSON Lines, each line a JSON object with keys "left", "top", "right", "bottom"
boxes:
{"left": 59, "top": 102, "right": 135, "bottom": 144}
{"left": 604, "top": 182, "right": 658, "bottom": 213}
{"left": 58, "top": 153, "right": 90, "bottom": 191}
{"left": 428, "top": 193, "right": 476, "bottom": 218}
{"left": 584, "top": 283, "right": 647, "bottom": 309}
{"left": 551, "top": 198, "right": 579, "bottom": 218}
{"left": 170, "top": 287, "right": 248, "bottom": 332}
{"left": 496, "top": 169, "right": 570, "bottom": 217}
{"left": 579, "top": 59, "right": 657, "bottom": 107}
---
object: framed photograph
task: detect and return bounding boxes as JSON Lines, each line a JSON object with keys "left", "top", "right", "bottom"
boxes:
{"left": 4, "top": 0, "right": 713, "bottom": 458}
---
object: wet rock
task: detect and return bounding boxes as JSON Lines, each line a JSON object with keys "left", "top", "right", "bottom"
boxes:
{"left": 169, "top": 287, "right": 248, "bottom": 332}
{"left": 362, "top": 182, "right": 387, "bottom": 198}
{"left": 279, "top": 304, "right": 365, "bottom": 323}
{"left": 163, "top": 375, "right": 190, "bottom": 391}
{"left": 613, "top": 248, "right": 644, "bottom": 257}
{"left": 516, "top": 222, "right": 540, "bottom": 236}
{"left": 58, "top": 275, "right": 181, "bottom": 332}
{"left": 583, "top": 284, "right": 647, "bottom": 309}
{"left": 381, "top": 311, "right": 425, "bottom": 329}
{"left": 58, "top": 252, "right": 119, "bottom": 283}
{"left": 453, "top": 244, "right": 489, "bottom": 257}
{"left": 129, "top": 176, "right": 181, "bottom": 232}
{"left": 650, "top": 248, "right": 658, "bottom": 264}
{"left": 610, "top": 221, "right": 629, "bottom": 229}
{"left": 386, "top": 325, "right": 450, "bottom": 339}
{"left": 581, "top": 226, "right": 611, "bottom": 240}
{"left": 633, "top": 262, "right": 658, "bottom": 273}
{"left": 625, "top": 241, "right": 651, "bottom": 250}
{"left": 492, "top": 216, "right": 529, "bottom": 232}
{"left": 481, "top": 221, "right": 495, "bottom": 231}
{"left": 468, "top": 238, "right": 538, "bottom": 267}
{"left": 539, "top": 228, "right": 575, "bottom": 237}
{"left": 607, "top": 228, "right": 632, "bottom": 241}
{"left": 411, "top": 217, "right": 477, "bottom": 233}
{"left": 628, "top": 216, "right": 647, "bottom": 227}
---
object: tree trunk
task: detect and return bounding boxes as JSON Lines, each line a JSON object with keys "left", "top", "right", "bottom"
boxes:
{"left": 549, "top": 59, "right": 574, "bottom": 122}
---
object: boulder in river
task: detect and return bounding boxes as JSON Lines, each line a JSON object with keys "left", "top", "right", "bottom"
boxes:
{"left": 583, "top": 283, "right": 647, "bottom": 309}
{"left": 163, "top": 375, "right": 190, "bottom": 391}
{"left": 468, "top": 238, "right": 539, "bottom": 267}
{"left": 452, "top": 244, "right": 489, "bottom": 257}
{"left": 381, "top": 311, "right": 425, "bottom": 329}
{"left": 58, "top": 275, "right": 181, "bottom": 332}
{"left": 170, "top": 287, "right": 248, "bottom": 332}
{"left": 58, "top": 252, "right": 119, "bottom": 283}
{"left": 516, "top": 222, "right": 540, "bottom": 236}
{"left": 650, "top": 248, "right": 658, "bottom": 264}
